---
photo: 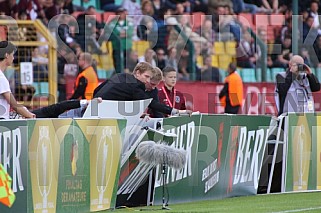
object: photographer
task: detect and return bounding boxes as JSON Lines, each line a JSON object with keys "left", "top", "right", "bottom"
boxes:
{"left": 275, "top": 55, "right": 320, "bottom": 116}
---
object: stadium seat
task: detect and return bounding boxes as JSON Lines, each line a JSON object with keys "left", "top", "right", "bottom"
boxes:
{"left": 33, "top": 82, "right": 49, "bottom": 96}
{"left": 102, "top": 12, "right": 117, "bottom": 24}
{"left": 211, "top": 55, "right": 219, "bottom": 67}
{"left": 196, "top": 55, "right": 203, "bottom": 67}
{"left": 238, "top": 13, "right": 253, "bottom": 29}
{"left": 191, "top": 12, "right": 205, "bottom": 31}
{"left": 213, "top": 42, "right": 225, "bottom": 55}
{"left": 241, "top": 68, "right": 256, "bottom": 82}
{"left": 225, "top": 41, "right": 237, "bottom": 56}
{"left": 254, "top": 14, "right": 269, "bottom": 28}
{"left": 270, "top": 14, "right": 285, "bottom": 26}
{"left": 132, "top": 41, "right": 150, "bottom": 57}
{"left": 218, "top": 55, "right": 232, "bottom": 70}
{"left": 316, "top": 68, "right": 321, "bottom": 80}
{"left": 270, "top": 67, "right": 285, "bottom": 81}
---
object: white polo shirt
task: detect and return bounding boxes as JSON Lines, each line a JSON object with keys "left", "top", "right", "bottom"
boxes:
{"left": 0, "top": 71, "right": 11, "bottom": 119}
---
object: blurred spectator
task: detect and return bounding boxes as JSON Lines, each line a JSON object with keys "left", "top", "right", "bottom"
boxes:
{"left": 280, "top": 17, "right": 292, "bottom": 43}
{"left": 155, "top": 48, "right": 167, "bottom": 70}
{"left": 175, "top": 3, "right": 187, "bottom": 15}
{"left": 100, "top": 0, "right": 121, "bottom": 12}
{"left": 302, "top": 15, "right": 319, "bottom": 43}
{"left": 45, "top": 0, "right": 64, "bottom": 20}
{"left": 237, "top": 30, "right": 260, "bottom": 68}
{"left": 166, "top": 47, "right": 178, "bottom": 71}
{"left": 196, "top": 18, "right": 216, "bottom": 45}
{"left": 0, "top": 0, "right": 18, "bottom": 19}
{"left": 18, "top": 0, "right": 46, "bottom": 21}
{"left": 208, "top": 0, "right": 233, "bottom": 15}
{"left": 233, "top": 0, "right": 275, "bottom": 14}
{"left": 137, "top": 1, "right": 157, "bottom": 41}
{"left": 192, "top": 0, "right": 208, "bottom": 13}
{"left": 310, "top": 36, "right": 321, "bottom": 68}
{"left": 32, "top": 47, "right": 48, "bottom": 81}
{"left": 122, "top": 0, "right": 141, "bottom": 15}
{"left": 63, "top": 0, "right": 74, "bottom": 15}
{"left": 197, "top": 55, "right": 221, "bottom": 82}
{"left": 214, "top": 5, "right": 242, "bottom": 42}
{"left": 272, "top": 35, "right": 292, "bottom": 68}
{"left": 108, "top": 7, "right": 134, "bottom": 73}
{"left": 261, "top": 0, "right": 279, "bottom": 13}
{"left": 75, "top": 6, "right": 103, "bottom": 54}
{"left": 151, "top": 0, "right": 176, "bottom": 21}
{"left": 177, "top": 48, "right": 190, "bottom": 81}
{"left": 139, "top": 48, "right": 157, "bottom": 66}
{"left": 168, "top": 15, "right": 208, "bottom": 54}
{"left": 125, "top": 50, "right": 138, "bottom": 73}
{"left": 308, "top": 1, "right": 321, "bottom": 30}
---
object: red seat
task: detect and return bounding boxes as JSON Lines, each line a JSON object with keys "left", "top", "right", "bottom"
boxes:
{"left": 270, "top": 14, "right": 285, "bottom": 26}
{"left": 255, "top": 14, "right": 269, "bottom": 28}
{"left": 191, "top": 12, "right": 205, "bottom": 31}
{"left": 238, "top": 13, "right": 253, "bottom": 29}
{"left": 102, "top": 12, "right": 117, "bottom": 24}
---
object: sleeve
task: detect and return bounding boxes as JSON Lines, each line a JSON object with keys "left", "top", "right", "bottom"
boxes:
{"left": 0, "top": 77, "right": 11, "bottom": 94}
{"left": 307, "top": 73, "right": 321, "bottom": 92}
{"left": 276, "top": 72, "right": 295, "bottom": 97}
{"left": 148, "top": 89, "right": 164, "bottom": 118}
{"left": 70, "top": 76, "right": 87, "bottom": 100}
{"left": 219, "top": 83, "right": 228, "bottom": 99}
{"left": 132, "top": 83, "right": 173, "bottom": 115}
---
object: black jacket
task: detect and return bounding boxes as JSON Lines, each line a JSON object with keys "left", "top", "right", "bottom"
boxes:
{"left": 276, "top": 70, "right": 320, "bottom": 115}
{"left": 94, "top": 73, "right": 173, "bottom": 115}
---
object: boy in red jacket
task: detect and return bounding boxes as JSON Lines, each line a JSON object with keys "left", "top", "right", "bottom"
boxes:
{"left": 158, "top": 67, "right": 186, "bottom": 116}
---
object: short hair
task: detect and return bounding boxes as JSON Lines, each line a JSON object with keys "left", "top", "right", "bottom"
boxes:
{"left": 162, "top": 66, "right": 176, "bottom": 76}
{"left": 151, "top": 67, "right": 163, "bottom": 82}
{"left": 0, "top": 41, "right": 17, "bottom": 61}
{"left": 80, "top": 52, "right": 93, "bottom": 64}
{"left": 133, "top": 62, "right": 155, "bottom": 75}
{"left": 228, "top": 62, "right": 237, "bottom": 72}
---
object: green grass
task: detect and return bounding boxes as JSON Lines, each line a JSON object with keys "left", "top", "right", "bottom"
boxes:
{"left": 101, "top": 191, "right": 321, "bottom": 213}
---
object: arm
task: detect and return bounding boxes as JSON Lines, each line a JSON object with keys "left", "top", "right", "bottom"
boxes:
{"left": 219, "top": 83, "right": 228, "bottom": 99}
{"left": 307, "top": 73, "right": 321, "bottom": 92}
{"left": 3, "top": 92, "right": 34, "bottom": 118}
{"left": 70, "top": 77, "right": 87, "bottom": 100}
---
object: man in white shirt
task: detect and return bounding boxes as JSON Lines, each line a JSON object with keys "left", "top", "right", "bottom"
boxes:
{"left": 0, "top": 41, "right": 35, "bottom": 119}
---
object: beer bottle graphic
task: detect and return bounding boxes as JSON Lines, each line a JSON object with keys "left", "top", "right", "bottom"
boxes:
{"left": 37, "top": 126, "right": 52, "bottom": 213}
{"left": 96, "top": 127, "right": 113, "bottom": 209}
{"left": 297, "top": 125, "right": 305, "bottom": 189}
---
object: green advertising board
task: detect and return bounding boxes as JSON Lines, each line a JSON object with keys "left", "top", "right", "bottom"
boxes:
{"left": 153, "top": 114, "right": 271, "bottom": 204}
{"left": 0, "top": 118, "right": 126, "bottom": 212}
{"left": 285, "top": 113, "right": 317, "bottom": 192}
{"left": 0, "top": 120, "right": 29, "bottom": 213}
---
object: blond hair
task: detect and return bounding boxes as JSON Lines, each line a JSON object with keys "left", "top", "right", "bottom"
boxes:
{"left": 133, "top": 62, "right": 155, "bottom": 75}
{"left": 151, "top": 67, "right": 163, "bottom": 82}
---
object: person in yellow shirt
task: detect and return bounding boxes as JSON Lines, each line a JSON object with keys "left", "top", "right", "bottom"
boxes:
{"left": 70, "top": 52, "right": 98, "bottom": 100}
{"left": 219, "top": 63, "right": 243, "bottom": 114}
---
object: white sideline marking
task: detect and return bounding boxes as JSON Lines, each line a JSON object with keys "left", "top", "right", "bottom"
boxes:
{"left": 272, "top": 206, "right": 321, "bottom": 213}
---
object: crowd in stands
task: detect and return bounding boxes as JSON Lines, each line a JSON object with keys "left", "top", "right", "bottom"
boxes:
{"left": 1, "top": 0, "right": 321, "bottom": 101}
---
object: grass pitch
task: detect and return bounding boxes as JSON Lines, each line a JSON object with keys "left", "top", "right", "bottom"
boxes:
{"left": 106, "top": 191, "right": 321, "bottom": 213}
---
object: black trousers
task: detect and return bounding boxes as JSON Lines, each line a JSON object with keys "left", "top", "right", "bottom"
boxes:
{"left": 32, "top": 100, "right": 81, "bottom": 118}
